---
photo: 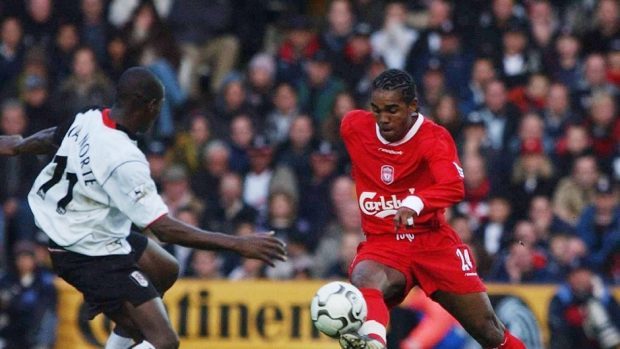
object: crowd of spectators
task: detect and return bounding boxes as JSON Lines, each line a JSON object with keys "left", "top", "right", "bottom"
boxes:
{"left": 0, "top": 0, "right": 619, "bottom": 347}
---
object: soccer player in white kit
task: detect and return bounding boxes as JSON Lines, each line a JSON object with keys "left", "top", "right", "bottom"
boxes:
{"left": 0, "top": 67, "right": 287, "bottom": 349}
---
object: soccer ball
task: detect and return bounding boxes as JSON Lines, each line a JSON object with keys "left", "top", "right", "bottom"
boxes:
{"left": 310, "top": 281, "right": 367, "bottom": 338}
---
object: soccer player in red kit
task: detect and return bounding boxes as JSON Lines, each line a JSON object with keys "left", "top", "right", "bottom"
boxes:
{"left": 338, "top": 69, "right": 526, "bottom": 349}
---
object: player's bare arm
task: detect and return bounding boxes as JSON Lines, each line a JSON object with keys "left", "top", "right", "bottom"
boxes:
{"left": 0, "top": 127, "right": 58, "bottom": 156}
{"left": 147, "top": 215, "right": 287, "bottom": 266}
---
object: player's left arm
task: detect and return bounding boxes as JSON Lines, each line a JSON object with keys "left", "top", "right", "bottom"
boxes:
{"left": 0, "top": 127, "right": 58, "bottom": 156}
{"left": 394, "top": 128, "right": 464, "bottom": 228}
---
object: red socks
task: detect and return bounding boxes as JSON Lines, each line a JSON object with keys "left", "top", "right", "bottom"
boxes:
{"left": 491, "top": 329, "right": 526, "bottom": 349}
{"left": 358, "top": 288, "right": 389, "bottom": 345}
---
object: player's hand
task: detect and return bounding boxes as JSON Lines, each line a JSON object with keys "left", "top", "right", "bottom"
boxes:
{"left": 234, "top": 231, "right": 287, "bottom": 267}
{"left": 394, "top": 207, "right": 417, "bottom": 233}
{"left": 0, "top": 135, "right": 22, "bottom": 156}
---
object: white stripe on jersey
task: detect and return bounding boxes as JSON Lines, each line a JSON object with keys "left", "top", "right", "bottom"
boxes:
{"left": 28, "top": 109, "right": 168, "bottom": 256}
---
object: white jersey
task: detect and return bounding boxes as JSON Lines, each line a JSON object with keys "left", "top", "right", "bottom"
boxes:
{"left": 28, "top": 108, "right": 168, "bottom": 256}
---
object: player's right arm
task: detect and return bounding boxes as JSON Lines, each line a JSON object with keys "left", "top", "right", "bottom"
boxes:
{"left": 147, "top": 215, "right": 287, "bottom": 267}
{"left": 102, "top": 160, "right": 287, "bottom": 266}
{"left": 0, "top": 127, "right": 58, "bottom": 156}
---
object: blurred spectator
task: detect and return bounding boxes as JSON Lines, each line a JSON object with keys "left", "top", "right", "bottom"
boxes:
{"left": 572, "top": 53, "right": 619, "bottom": 115}
{"left": 275, "top": 115, "right": 316, "bottom": 187}
{"left": 548, "top": 266, "right": 620, "bottom": 349}
{"left": 228, "top": 114, "right": 254, "bottom": 174}
{"left": 459, "top": 57, "right": 497, "bottom": 115}
{"left": 322, "top": 91, "right": 357, "bottom": 147}
{"left": 246, "top": 53, "right": 276, "bottom": 119}
{"left": 243, "top": 135, "right": 298, "bottom": 222}
{"left": 320, "top": 0, "right": 355, "bottom": 72}
{"left": 108, "top": 0, "right": 173, "bottom": 28}
{"left": 53, "top": 46, "right": 114, "bottom": 120}
{"left": 324, "top": 232, "right": 363, "bottom": 279}
{"left": 459, "top": 112, "right": 490, "bottom": 159}
{"left": 476, "top": 196, "right": 513, "bottom": 258}
{"left": 145, "top": 140, "right": 168, "bottom": 190}
{"left": 341, "top": 22, "right": 373, "bottom": 90}
{"left": 553, "top": 154, "right": 599, "bottom": 225}
{"left": 529, "top": 0, "right": 559, "bottom": 62}
{"left": 296, "top": 50, "right": 345, "bottom": 122}
{"left": 418, "top": 62, "right": 447, "bottom": 115}
{"left": 542, "top": 82, "right": 577, "bottom": 143}
{"left": 498, "top": 22, "right": 540, "bottom": 89}
{"left": 184, "top": 250, "right": 222, "bottom": 279}
{"left": 0, "top": 241, "right": 57, "bottom": 349}
{"left": 275, "top": 15, "right": 320, "bottom": 85}
{"left": 22, "top": 0, "right": 56, "bottom": 51}
{"left": 547, "top": 233, "right": 587, "bottom": 280}
{"left": 264, "top": 190, "right": 299, "bottom": 242}
{"left": 313, "top": 198, "right": 362, "bottom": 278}
{"left": 508, "top": 74, "right": 550, "bottom": 115}
{"left": 50, "top": 23, "right": 79, "bottom": 85}
{"left": 123, "top": 0, "right": 185, "bottom": 141}
{"left": 582, "top": 0, "right": 620, "bottom": 55}
{"left": 576, "top": 176, "right": 620, "bottom": 281}
{"left": 608, "top": 48, "right": 620, "bottom": 88}
{"left": 79, "top": 0, "right": 108, "bottom": 63}
{"left": 228, "top": 258, "right": 265, "bottom": 280}
{"left": 190, "top": 140, "right": 230, "bottom": 207}
{"left": 169, "top": 0, "right": 239, "bottom": 95}
{"left": 475, "top": 0, "right": 528, "bottom": 58}
{"left": 265, "top": 82, "right": 300, "bottom": 144}
{"left": 371, "top": 1, "right": 418, "bottom": 70}
{"left": 509, "top": 138, "right": 556, "bottom": 218}
{"left": 456, "top": 154, "right": 490, "bottom": 229}
{"left": 298, "top": 141, "right": 340, "bottom": 242}
{"left": 168, "top": 114, "right": 212, "bottom": 175}
{"left": 202, "top": 172, "right": 257, "bottom": 235}
{"left": 0, "top": 17, "right": 24, "bottom": 93}
{"left": 353, "top": 54, "right": 387, "bottom": 106}
{"left": 528, "top": 195, "right": 574, "bottom": 239}
{"left": 550, "top": 31, "right": 583, "bottom": 90}
{"left": 0, "top": 101, "right": 40, "bottom": 247}
{"left": 488, "top": 239, "right": 557, "bottom": 283}
{"left": 160, "top": 165, "right": 205, "bottom": 218}
{"left": 21, "top": 74, "right": 56, "bottom": 132}
{"left": 102, "top": 31, "right": 130, "bottom": 81}
{"left": 267, "top": 235, "right": 314, "bottom": 280}
{"left": 586, "top": 92, "right": 620, "bottom": 168}
{"left": 212, "top": 76, "right": 251, "bottom": 135}
{"left": 554, "top": 123, "right": 593, "bottom": 177}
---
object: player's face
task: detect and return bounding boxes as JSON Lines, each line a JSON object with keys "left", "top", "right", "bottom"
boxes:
{"left": 370, "top": 89, "right": 416, "bottom": 142}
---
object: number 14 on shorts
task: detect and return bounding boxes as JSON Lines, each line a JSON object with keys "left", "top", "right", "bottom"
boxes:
{"left": 456, "top": 248, "right": 475, "bottom": 274}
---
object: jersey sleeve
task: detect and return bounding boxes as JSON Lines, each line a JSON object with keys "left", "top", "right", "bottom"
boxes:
{"left": 412, "top": 127, "right": 465, "bottom": 213}
{"left": 102, "top": 160, "right": 168, "bottom": 228}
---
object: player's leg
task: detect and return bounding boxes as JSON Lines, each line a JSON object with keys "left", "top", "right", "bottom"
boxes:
{"left": 431, "top": 291, "right": 525, "bottom": 349}
{"left": 136, "top": 237, "right": 180, "bottom": 294}
{"left": 106, "top": 235, "right": 180, "bottom": 348}
{"left": 121, "top": 297, "right": 179, "bottom": 349}
{"left": 341, "top": 259, "right": 408, "bottom": 349}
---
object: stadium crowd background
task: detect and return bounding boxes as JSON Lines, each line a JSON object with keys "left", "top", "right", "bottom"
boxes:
{"left": 0, "top": 0, "right": 619, "bottom": 348}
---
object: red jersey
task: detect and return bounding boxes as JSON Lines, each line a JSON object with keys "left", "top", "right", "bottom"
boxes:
{"left": 341, "top": 110, "right": 465, "bottom": 235}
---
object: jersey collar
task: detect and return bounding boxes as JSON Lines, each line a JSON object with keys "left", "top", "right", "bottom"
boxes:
{"left": 375, "top": 113, "right": 424, "bottom": 146}
{"left": 102, "top": 108, "right": 138, "bottom": 141}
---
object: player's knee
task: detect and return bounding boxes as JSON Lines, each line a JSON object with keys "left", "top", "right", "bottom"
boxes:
{"left": 467, "top": 314, "right": 504, "bottom": 347}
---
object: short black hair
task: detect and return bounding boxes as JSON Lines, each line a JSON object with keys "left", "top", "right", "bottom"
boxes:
{"left": 115, "top": 67, "right": 164, "bottom": 109}
{"left": 371, "top": 68, "right": 418, "bottom": 104}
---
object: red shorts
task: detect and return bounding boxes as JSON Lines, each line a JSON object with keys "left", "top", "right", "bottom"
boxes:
{"left": 349, "top": 225, "right": 486, "bottom": 308}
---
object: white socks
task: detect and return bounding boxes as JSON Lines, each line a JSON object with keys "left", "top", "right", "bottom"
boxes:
{"left": 132, "top": 341, "right": 156, "bottom": 349}
{"left": 105, "top": 331, "right": 133, "bottom": 349}
{"left": 358, "top": 320, "right": 387, "bottom": 344}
